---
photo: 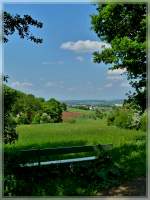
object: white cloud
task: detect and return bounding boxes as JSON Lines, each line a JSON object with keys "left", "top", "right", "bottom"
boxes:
{"left": 107, "top": 68, "right": 127, "bottom": 75}
{"left": 104, "top": 83, "right": 113, "bottom": 88}
{"left": 76, "top": 56, "right": 84, "bottom": 62}
{"left": 60, "top": 40, "right": 111, "bottom": 53}
{"left": 11, "top": 81, "right": 33, "bottom": 88}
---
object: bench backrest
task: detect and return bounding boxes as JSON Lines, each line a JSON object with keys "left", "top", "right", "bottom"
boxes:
{"left": 5, "top": 144, "right": 113, "bottom": 166}
{"left": 18, "top": 144, "right": 113, "bottom": 157}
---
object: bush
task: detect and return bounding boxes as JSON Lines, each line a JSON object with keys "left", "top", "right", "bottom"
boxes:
{"left": 32, "top": 113, "right": 41, "bottom": 124}
{"left": 114, "top": 109, "right": 133, "bottom": 129}
{"left": 129, "top": 111, "right": 141, "bottom": 130}
{"left": 107, "top": 109, "right": 118, "bottom": 126}
{"left": 107, "top": 106, "right": 141, "bottom": 130}
{"left": 140, "top": 111, "right": 147, "bottom": 131}
{"left": 4, "top": 115, "right": 18, "bottom": 144}
{"left": 95, "top": 109, "right": 104, "bottom": 119}
{"left": 40, "top": 113, "right": 51, "bottom": 124}
{"left": 16, "top": 113, "right": 30, "bottom": 124}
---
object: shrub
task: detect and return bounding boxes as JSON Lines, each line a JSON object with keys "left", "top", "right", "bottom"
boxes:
{"left": 107, "top": 106, "right": 141, "bottom": 130}
{"left": 129, "top": 111, "right": 141, "bottom": 130}
{"left": 88, "top": 113, "right": 97, "bottom": 120}
{"left": 95, "top": 109, "right": 104, "bottom": 119}
{"left": 114, "top": 109, "right": 133, "bottom": 129}
{"left": 4, "top": 115, "right": 18, "bottom": 144}
{"left": 32, "top": 113, "right": 41, "bottom": 124}
{"left": 107, "top": 109, "right": 118, "bottom": 126}
{"left": 140, "top": 111, "right": 147, "bottom": 131}
{"left": 40, "top": 113, "right": 51, "bottom": 124}
{"left": 16, "top": 113, "right": 30, "bottom": 124}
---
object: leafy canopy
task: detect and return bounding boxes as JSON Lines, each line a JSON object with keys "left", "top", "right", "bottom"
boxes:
{"left": 91, "top": 3, "right": 146, "bottom": 111}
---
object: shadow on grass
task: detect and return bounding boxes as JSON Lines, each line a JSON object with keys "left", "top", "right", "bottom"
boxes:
{"left": 4, "top": 135, "right": 146, "bottom": 196}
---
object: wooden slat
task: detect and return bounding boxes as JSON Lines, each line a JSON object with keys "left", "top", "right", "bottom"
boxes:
{"left": 20, "top": 156, "right": 97, "bottom": 167}
{"left": 18, "top": 144, "right": 113, "bottom": 157}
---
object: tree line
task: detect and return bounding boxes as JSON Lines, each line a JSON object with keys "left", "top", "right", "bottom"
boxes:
{"left": 4, "top": 85, "right": 67, "bottom": 144}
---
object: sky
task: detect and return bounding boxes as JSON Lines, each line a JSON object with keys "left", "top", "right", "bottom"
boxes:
{"left": 4, "top": 3, "right": 132, "bottom": 101}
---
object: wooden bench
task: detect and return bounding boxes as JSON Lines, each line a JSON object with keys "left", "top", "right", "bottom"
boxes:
{"left": 10, "top": 144, "right": 112, "bottom": 167}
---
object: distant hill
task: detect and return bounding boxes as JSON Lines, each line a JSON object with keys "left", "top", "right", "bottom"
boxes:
{"left": 61, "top": 99, "right": 124, "bottom": 107}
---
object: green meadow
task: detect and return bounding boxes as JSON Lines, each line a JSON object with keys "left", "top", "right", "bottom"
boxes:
{"left": 4, "top": 117, "right": 146, "bottom": 196}
{"left": 5, "top": 118, "right": 145, "bottom": 151}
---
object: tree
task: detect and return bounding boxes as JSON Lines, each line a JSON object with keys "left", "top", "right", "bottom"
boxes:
{"left": 42, "top": 98, "right": 63, "bottom": 122}
{"left": 3, "top": 11, "right": 43, "bottom": 43}
{"left": 3, "top": 11, "right": 43, "bottom": 143}
{"left": 91, "top": 3, "right": 146, "bottom": 111}
{"left": 61, "top": 102, "right": 67, "bottom": 111}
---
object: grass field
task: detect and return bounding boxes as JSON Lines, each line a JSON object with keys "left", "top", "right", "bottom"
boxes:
{"left": 5, "top": 118, "right": 145, "bottom": 151}
{"left": 4, "top": 117, "right": 146, "bottom": 196}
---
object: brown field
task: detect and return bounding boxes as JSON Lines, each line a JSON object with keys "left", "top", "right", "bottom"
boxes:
{"left": 62, "top": 111, "right": 81, "bottom": 121}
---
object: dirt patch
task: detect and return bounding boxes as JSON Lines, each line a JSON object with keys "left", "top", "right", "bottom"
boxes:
{"left": 62, "top": 111, "right": 81, "bottom": 121}
{"left": 99, "top": 177, "right": 147, "bottom": 196}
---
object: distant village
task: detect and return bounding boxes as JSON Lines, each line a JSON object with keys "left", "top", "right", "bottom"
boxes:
{"left": 68, "top": 103, "right": 123, "bottom": 111}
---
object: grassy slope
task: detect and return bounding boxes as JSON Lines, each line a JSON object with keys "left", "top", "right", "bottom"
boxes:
{"left": 5, "top": 118, "right": 144, "bottom": 150}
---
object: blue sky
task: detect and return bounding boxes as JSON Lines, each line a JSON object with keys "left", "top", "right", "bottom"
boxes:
{"left": 4, "top": 3, "right": 131, "bottom": 101}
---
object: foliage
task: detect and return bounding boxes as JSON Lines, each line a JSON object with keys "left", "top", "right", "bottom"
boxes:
{"left": 16, "top": 113, "right": 30, "bottom": 125}
{"left": 107, "top": 104, "right": 142, "bottom": 130}
{"left": 42, "top": 98, "right": 63, "bottom": 122}
{"left": 107, "top": 108, "right": 118, "bottom": 126}
{"left": 61, "top": 103, "right": 67, "bottom": 111}
{"left": 10, "top": 87, "right": 63, "bottom": 124}
{"left": 114, "top": 108, "right": 133, "bottom": 129}
{"left": 3, "top": 11, "right": 43, "bottom": 43}
{"left": 32, "top": 113, "right": 41, "bottom": 124}
{"left": 140, "top": 110, "right": 147, "bottom": 131}
{"left": 40, "top": 113, "right": 51, "bottom": 124}
{"left": 4, "top": 85, "right": 18, "bottom": 144}
{"left": 95, "top": 109, "right": 104, "bottom": 119}
{"left": 91, "top": 4, "right": 146, "bottom": 111}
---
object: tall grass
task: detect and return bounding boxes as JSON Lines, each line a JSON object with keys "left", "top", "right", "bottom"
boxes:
{"left": 5, "top": 119, "right": 145, "bottom": 151}
{"left": 4, "top": 118, "right": 146, "bottom": 196}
